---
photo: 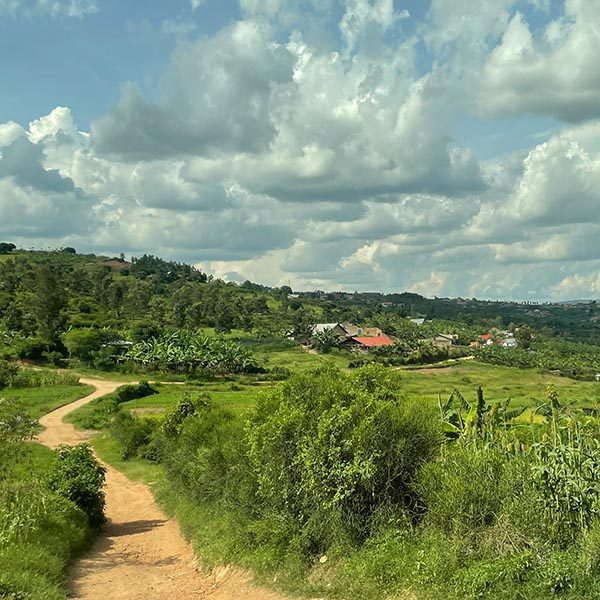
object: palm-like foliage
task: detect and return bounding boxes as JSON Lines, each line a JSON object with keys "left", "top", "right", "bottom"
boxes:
{"left": 126, "top": 332, "right": 257, "bottom": 374}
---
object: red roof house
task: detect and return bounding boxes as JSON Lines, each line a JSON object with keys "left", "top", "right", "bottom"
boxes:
{"left": 350, "top": 335, "right": 395, "bottom": 350}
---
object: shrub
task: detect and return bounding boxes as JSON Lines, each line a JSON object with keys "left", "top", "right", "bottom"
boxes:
{"left": 114, "top": 380, "right": 158, "bottom": 404}
{"left": 110, "top": 411, "right": 157, "bottom": 460}
{"left": 46, "top": 445, "right": 106, "bottom": 528}
{"left": 417, "top": 445, "right": 517, "bottom": 537}
{"left": 0, "top": 360, "right": 18, "bottom": 389}
{"left": 67, "top": 381, "right": 157, "bottom": 431}
{"left": 63, "top": 328, "right": 109, "bottom": 362}
{"left": 246, "top": 366, "right": 441, "bottom": 549}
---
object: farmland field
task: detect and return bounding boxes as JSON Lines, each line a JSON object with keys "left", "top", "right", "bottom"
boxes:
{"left": 79, "top": 361, "right": 600, "bottom": 420}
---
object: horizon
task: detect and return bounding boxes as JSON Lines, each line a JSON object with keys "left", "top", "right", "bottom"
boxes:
{"left": 5, "top": 245, "right": 599, "bottom": 304}
{"left": 2, "top": 1, "right": 600, "bottom": 301}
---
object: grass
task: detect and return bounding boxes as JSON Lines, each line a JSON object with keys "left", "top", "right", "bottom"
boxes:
{"left": 400, "top": 361, "right": 600, "bottom": 409}
{"left": 80, "top": 362, "right": 600, "bottom": 424}
{"left": 1, "top": 383, "right": 94, "bottom": 420}
{"left": 259, "top": 345, "right": 349, "bottom": 373}
{"left": 92, "top": 433, "right": 162, "bottom": 484}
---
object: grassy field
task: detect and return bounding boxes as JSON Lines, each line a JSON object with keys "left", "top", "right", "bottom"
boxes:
{"left": 99, "top": 361, "right": 600, "bottom": 421}
{"left": 1, "top": 383, "right": 94, "bottom": 420}
{"left": 401, "top": 361, "right": 600, "bottom": 408}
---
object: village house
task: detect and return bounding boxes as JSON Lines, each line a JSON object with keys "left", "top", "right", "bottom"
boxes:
{"left": 341, "top": 335, "right": 395, "bottom": 353}
{"left": 309, "top": 322, "right": 394, "bottom": 352}
{"left": 428, "top": 334, "right": 458, "bottom": 349}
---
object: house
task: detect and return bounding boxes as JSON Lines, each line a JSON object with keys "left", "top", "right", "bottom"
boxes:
{"left": 312, "top": 323, "right": 345, "bottom": 335}
{"left": 409, "top": 318, "right": 426, "bottom": 326}
{"left": 310, "top": 323, "right": 349, "bottom": 343}
{"left": 428, "top": 334, "right": 457, "bottom": 349}
{"left": 502, "top": 334, "right": 518, "bottom": 348}
{"left": 342, "top": 324, "right": 384, "bottom": 338}
{"left": 343, "top": 335, "right": 395, "bottom": 353}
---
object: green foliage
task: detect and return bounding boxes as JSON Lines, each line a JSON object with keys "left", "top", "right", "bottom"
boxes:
{"left": 0, "top": 360, "right": 18, "bottom": 389}
{"left": 0, "top": 398, "right": 37, "bottom": 481}
{"left": 67, "top": 381, "right": 157, "bottom": 430}
{"left": 110, "top": 411, "right": 159, "bottom": 460}
{"left": 0, "top": 392, "right": 93, "bottom": 600}
{"left": 127, "top": 332, "right": 259, "bottom": 374}
{"left": 476, "top": 338, "right": 600, "bottom": 378}
{"left": 47, "top": 444, "right": 106, "bottom": 528}
{"left": 63, "top": 327, "right": 110, "bottom": 362}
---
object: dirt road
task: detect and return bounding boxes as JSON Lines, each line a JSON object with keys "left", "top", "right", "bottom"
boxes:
{"left": 37, "top": 378, "right": 290, "bottom": 600}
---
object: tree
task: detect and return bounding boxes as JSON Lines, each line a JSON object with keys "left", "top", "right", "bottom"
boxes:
{"left": 515, "top": 324, "right": 533, "bottom": 349}
{"left": 313, "top": 327, "right": 341, "bottom": 353}
{"left": 29, "top": 265, "right": 67, "bottom": 347}
{"left": 63, "top": 328, "right": 108, "bottom": 362}
{"left": 0, "top": 242, "right": 16, "bottom": 254}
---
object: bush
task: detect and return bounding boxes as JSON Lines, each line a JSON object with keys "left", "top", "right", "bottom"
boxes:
{"left": 63, "top": 328, "right": 109, "bottom": 363}
{"left": 114, "top": 380, "right": 158, "bottom": 404}
{"left": 0, "top": 360, "right": 18, "bottom": 389}
{"left": 110, "top": 411, "right": 158, "bottom": 460}
{"left": 161, "top": 399, "right": 245, "bottom": 505}
{"left": 246, "top": 366, "right": 441, "bottom": 549}
{"left": 67, "top": 381, "right": 158, "bottom": 431}
{"left": 46, "top": 445, "right": 106, "bottom": 528}
{"left": 418, "top": 445, "right": 517, "bottom": 537}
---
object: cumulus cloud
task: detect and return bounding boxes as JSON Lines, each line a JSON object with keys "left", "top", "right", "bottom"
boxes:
{"left": 6, "top": 1, "right": 600, "bottom": 299}
{"left": 480, "top": 1, "right": 600, "bottom": 122}
{"left": 92, "top": 22, "right": 295, "bottom": 159}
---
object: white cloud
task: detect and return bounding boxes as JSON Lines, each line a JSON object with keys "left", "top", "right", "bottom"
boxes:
{"left": 480, "top": 2, "right": 600, "bottom": 122}
{"left": 6, "top": 2, "right": 600, "bottom": 300}
{"left": 340, "top": 0, "right": 408, "bottom": 53}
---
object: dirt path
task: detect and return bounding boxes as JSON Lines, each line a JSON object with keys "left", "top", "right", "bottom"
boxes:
{"left": 37, "top": 378, "right": 291, "bottom": 600}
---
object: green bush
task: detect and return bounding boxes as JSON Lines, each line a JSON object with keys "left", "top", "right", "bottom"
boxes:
{"left": 63, "top": 328, "right": 109, "bottom": 363}
{"left": 114, "top": 380, "right": 158, "bottom": 404}
{"left": 246, "top": 366, "right": 441, "bottom": 548}
{"left": 0, "top": 360, "right": 18, "bottom": 389}
{"left": 110, "top": 411, "right": 157, "bottom": 460}
{"left": 418, "top": 445, "right": 517, "bottom": 537}
{"left": 46, "top": 444, "right": 106, "bottom": 528}
{"left": 67, "top": 381, "right": 158, "bottom": 430}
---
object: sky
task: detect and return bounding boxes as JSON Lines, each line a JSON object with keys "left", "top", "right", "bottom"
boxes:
{"left": 1, "top": 0, "right": 600, "bottom": 301}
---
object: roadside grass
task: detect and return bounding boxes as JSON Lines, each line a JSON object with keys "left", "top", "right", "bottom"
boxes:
{"left": 259, "top": 346, "right": 349, "bottom": 372}
{"left": 1, "top": 384, "right": 94, "bottom": 420}
{"left": 92, "top": 433, "right": 162, "bottom": 485}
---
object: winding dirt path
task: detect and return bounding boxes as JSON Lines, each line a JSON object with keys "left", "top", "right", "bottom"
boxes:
{"left": 37, "top": 378, "right": 291, "bottom": 600}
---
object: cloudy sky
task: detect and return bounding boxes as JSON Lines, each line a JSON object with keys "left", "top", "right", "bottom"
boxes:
{"left": 1, "top": 0, "right": 600, "bottom": 300}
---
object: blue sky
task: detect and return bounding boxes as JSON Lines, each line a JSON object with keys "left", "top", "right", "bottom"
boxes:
{"left": 2, "top": 0, "right": 600, "bottom": 300}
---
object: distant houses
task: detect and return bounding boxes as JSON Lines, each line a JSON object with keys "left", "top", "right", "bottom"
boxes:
{"left": 427, "top": 334, "right": 458, "bottom": 349}
{"left": 471, "top": 330, "right": 519, "bottom": 349}
{"left": 307, "top": 322, "right": 395, "bottom": 353}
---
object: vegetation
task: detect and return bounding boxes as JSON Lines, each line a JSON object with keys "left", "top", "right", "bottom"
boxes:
{"left": 77, "top": 362, "right": 600, "bottom": 599}
{"left": 3, "top": 248, "right": 600, "bottom": 599}
{"left": 0, "top": 373, "right": 105, "bottom": 599}
{"left": 126, "top": 332, "right": 259, "bottom": 374}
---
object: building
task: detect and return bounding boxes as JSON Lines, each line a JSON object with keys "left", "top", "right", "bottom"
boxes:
{"left": 429, "top": 334, "right": 457, "bottom": 349}
{"left": 343, "top": 335, "right": 395, "bottom": 353}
